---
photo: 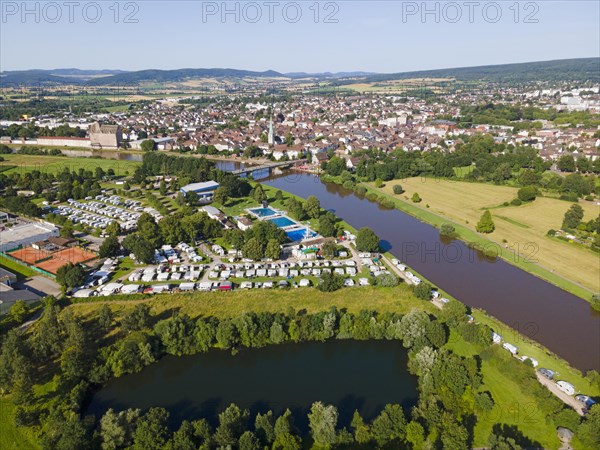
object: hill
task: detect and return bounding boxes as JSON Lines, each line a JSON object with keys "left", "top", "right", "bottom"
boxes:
{"left": 343, "top": 58, "right": 600, "bottom": 84}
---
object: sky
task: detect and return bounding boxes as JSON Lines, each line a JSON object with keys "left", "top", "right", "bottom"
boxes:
{"left": 1, "top": 1, "right": 599, "bottom": 73}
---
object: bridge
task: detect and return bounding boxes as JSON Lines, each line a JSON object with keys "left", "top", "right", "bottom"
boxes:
{"left": 231, "top": 159, "right": 307, "bottom": 176}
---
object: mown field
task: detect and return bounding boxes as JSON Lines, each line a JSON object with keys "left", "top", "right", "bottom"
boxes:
{"left": 0, "top": 154, "right": 139, "bottom": 176}
{"left": 373, "top": 178, "right": 599, "bottom": 294}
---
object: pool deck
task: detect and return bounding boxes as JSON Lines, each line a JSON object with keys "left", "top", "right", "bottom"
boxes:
{"left": 246, "top": 207, "right": 320, "bottom": 243}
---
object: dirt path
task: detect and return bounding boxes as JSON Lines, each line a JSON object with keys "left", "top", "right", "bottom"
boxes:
{"left": 536, "top": 373, "right": 585, "bottom": 416}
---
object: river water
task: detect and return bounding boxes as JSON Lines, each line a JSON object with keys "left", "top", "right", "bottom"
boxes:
{"left": 262, "top": 172, "right": 600, "bottom": 372}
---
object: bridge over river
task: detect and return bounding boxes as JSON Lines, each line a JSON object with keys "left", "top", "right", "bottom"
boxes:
{"left": 231, "top": 159, "right": 307, "bottom": 176}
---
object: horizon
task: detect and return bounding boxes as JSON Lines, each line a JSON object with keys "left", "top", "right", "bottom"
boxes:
{"left": 3, "top": 56, "right": 599, "bottom": 76}
{"left": 1, "top": 1, "right": 599, "bottom": 73}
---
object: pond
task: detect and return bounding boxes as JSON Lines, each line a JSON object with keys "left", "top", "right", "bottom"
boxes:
{"left": 87, "top": 340, "right": 418, "bottom": 431}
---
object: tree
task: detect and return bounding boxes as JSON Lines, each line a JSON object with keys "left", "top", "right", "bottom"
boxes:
{"left": 411, "top": 193, "right": 422, "bottom": 203}
{"left": 133, "top": 407, "right": 170, "bottom": 450}
{"left": 578, "top": 404, "right": 600, "bottom": 448}
{"left": 243, "top": 237, "right": 264, "bottom": 261}
{"left": 440, "top": 223, "right": 455, "bottom": 237}
{"left": 517, "top": 186, "right": 537, "bottom": 202}
{"left": 98, "top": 304, "right": 114, "bottom": 333}
{"left": 370, "top": 404, "right": 406, "bottom": 447}
{"left": 318, "top": 213, "right": 337, "bottom": 237}
{"left": 375, "top": 273, "right": 399, "bottom": 287}
{"left": 99, "top": 235, "right": 121, "bottom": 258}
{"left": 106, "top": 221, "right": 121, "bottom": 236}
{"left": 253, "top": 184, "right": 267, "bottom": 203}
{"left": 265, "top": 239, "right": 281, "bottom": 260}
{"left": 99, "top": 408, "right": 141, "bottom": 450}
{"left": 214, "top": 404, "right": 249, "bottom": 447}
{"left": 355, "top": 227, "right": 380, "bottom": 252}
{"left": 238, "top": 431, "right": 261, "bottom": 450}
{"left": 304, "top": 195, "right": 321, "bottom": 219}
{"left": 159, "top": 179, "right": 168, "bottom": 195}
{"left": 56, "top": 263, "right": 87, "bottom": 290}
{"left": 351, "top": 410, "right": 371, "bottom": 444}
{"left": 321, "top": 241, "right": 337, "bottom": 258}
{"left": 9, "top": 300, "right": 29, "bottom": 323}
{"left": 317, "top": 271, "right": 345, "bottom": 292}
{"left": 122, "top": 304, "right": 152, "bottom": 332}
{"left": 60, "top": 222, "right": 74, "bottom": 238}
{"left": 140, "top": 139, "right": 156, "bottom": 152}
{"left": 476, "top": 210, "right": 495, "bottom": 233}
{"left": 255, "top": 411, "right": 275, "bottom": 444}
{"left": 213, "top": 186, "right": 229, "bottom": 205}
{"left": 557, "top": 154, "right": 576, "bottom": 172}
{"left": 393, "top": 185, "right": 404, "bottom": 194}
{"left": 591, "top": 294, "right": 600, "bottom": 313}
{"left": 413, "top": 282, "right": 432, "bottom": 300}
{"left": 324, "top": 156, "right": 346, "bottom": 176}
{"left": 122, "top": 235, "right": 156, "bottom": 264}
{"left": 308, "top": 402, "right": 338, "bottom": 447}
{"left": 405, "top": 421, "right": 425, "bottom": 448}
{"left": 562, "top": 204, "right": 584, "bottom": 229}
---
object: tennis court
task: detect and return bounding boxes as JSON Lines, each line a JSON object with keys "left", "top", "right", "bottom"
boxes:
{"left": 9, "top": 246, "right": 97, "bottom": 274}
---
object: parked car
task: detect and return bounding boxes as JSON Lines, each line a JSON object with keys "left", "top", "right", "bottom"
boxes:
{"left": 556, "top": 381, "right": 576, "bottom": 396}
{"left": 537, "top": 368, "right": 555, "bottom": 380}
{"left": 575, "top": 395, "right": 597, "bottom": 408}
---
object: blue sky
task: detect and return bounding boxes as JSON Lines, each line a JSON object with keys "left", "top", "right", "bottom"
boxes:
{"left": 1, "top": 1, "right": 599, "bottom": 73}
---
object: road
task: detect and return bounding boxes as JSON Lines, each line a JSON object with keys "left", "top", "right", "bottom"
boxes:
{"left": 536, "top": 372, "right": 585, "bottom": 416}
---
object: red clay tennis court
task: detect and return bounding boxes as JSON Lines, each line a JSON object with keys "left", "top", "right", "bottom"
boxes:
{"left": 9, "top": 246, "right": 97, "bottom": 275}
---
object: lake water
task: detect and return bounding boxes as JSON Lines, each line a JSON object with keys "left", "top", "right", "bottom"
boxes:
{"left": 87, "top": 340, "right": 418, "bottom": 431}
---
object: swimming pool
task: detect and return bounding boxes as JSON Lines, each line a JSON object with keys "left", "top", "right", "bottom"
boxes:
{"left": 286, "top": 228, "right": 317, "bottom": 242}
{"left": 249, "top": 207, "right": 277, "bottom": 218}
{"left": 269, "top": 216, "right": 296, "bottom": 228}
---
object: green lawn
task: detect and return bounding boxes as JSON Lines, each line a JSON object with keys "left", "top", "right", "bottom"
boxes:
{"left": 0, "top": 154, "right": 139, "bottom": 176}
{"left": 0, "top": 256, "right": 37, "bottom": 280}
{"left": 0, "top": 398, "right": 40, "bottom": 450}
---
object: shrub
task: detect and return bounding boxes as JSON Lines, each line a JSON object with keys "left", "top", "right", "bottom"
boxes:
{"left": 559, "top": 192, "right": 579, "bottom": 202}
{"left": 517, "top": 186, "right": 537, "bottom": 202}
{"left": 354, "top": 186, "right": 367, "bottom": 196}
{"left": 592, "top": 294, "right": 600, "bottom": 312}
{"left": 414, "top": 282, "right": 433, "bottom": 300}
{"left": 411, "top": 193, "right": 422, "bottom": 203}
{"left": 366, "top": 192, "right": 378, "bottom": 201}
{"left": 510, "top": 198, "right": 522, "bottom": 206}
{"left": 342, "top": 181, "right": 355, "bottom": 190}
{"left": 440, "top": 223, "right": 456, "bottom": 237}
{"left": 374, "top": 179, "right": 384, "bottom": 188}
{"left": 585, "top": 195, "right": 595, "bottom": 201}
{"left": 547, "top": 229, "right": 557, "bottom": 236}
{"left": 393, "top": 185, "right": 404, "bottom": 195}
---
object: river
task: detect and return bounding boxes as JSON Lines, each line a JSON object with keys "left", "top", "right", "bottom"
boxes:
{"left": 87, "top": 340, "right": 417, "bottom": 430}
{"left": 261, "top": 172, "right": 600, "bottom": 373}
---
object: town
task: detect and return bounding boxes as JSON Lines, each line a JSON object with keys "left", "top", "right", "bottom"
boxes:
{"left": 1, "top": 59, "right": 599, "bottom": 450}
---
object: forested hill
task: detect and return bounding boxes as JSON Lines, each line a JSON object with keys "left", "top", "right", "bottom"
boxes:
{"left": 1, "top": 58, "right": 598, "bottom": 86}
{"left": 337, "top": 58, "right": 600, "bottom": 84}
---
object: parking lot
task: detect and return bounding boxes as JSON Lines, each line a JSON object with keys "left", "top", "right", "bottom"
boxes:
{"left": 50, "top": 195, "right": 162, "bottom": 230}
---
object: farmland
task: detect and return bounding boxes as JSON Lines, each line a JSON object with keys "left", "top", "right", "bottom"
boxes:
{"left": 0, "top": 154, "right": 139, "bottom": 176}
{"left": 371, "top": 178, "right": 599, "bottom": 294}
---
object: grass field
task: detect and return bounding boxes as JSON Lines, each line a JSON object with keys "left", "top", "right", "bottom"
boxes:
{"left": 0, "top": 154, "right": 139, "bottom": 176}
{"left": 0, "top": 398, "right": 40, "bottom": 450}
{"left": 371, "top": 178, "right": 599, "bottom": 295}
{"left": 69, "top": 284, "right": 436, "bottom": 321}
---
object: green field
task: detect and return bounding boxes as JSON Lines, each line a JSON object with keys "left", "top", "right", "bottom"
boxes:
{"left": 0, "top": 256, "right": 37, "bottom": 280}
{"left": 0, "top": 398, "right": 40, "bottom": 450}
{"left": 0, "top": 154, "right": 139, "bottom": 176}
{"left": 371, "top": 178, "right": 599, "bottom": 297}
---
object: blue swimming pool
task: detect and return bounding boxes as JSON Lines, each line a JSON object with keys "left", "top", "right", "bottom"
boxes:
{"left": 249, "top": 207, "right": 277, "bottom": 217}
{"left": 269, "top": 216, "right": 296, "bottom": 228}
{"left": 286, "top": 228, "right": 317, "bottom": 242}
